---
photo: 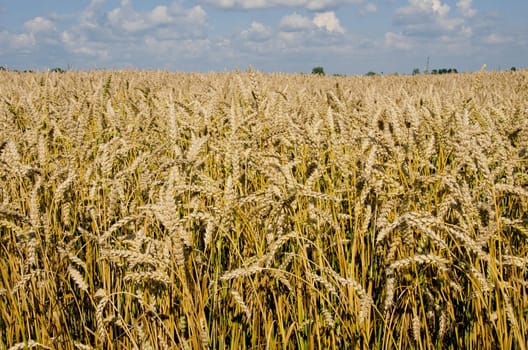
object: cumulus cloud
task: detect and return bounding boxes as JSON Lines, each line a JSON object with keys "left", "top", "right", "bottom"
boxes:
{"left": 396, "top": 0, "right": 450, "bottom": 21}
{"left": 279, "top": 13, "right": 314, "bottom": 31}
{"left": 61, "top": 31, "right": 109, "bottom": 59}
{"left": 144, "top": 36, "right": 212, "bottom": 58}
{"left": 0, "top": 31, "right": 36, "bottom": 50}
{"left": 80, "top": 0, "right": 106, "bottom": 29}
{"left": 106, "top": 1, "right": 207, "bottom": 35}
{"left": 47, "top": 0, "right": 210, "bottom": 69}
{"left": 456, "top": 0, "right": 476, "bottom": 18}
{"left": 393, "top": 0, "right": 472, "bottom": 38}
{"left": 24, "top": 17, "right": 56, "bottom": 33}
{"left": 236, "top": 10, "right": 346, "bottom": 60}
{"left": 203, "top": 0, "right": 363, "bottom": 11}
{"left": 313, "top": 11, "right": 345, "bottom": 33}
{"left": 0, "top": 17, "right": 57, "bottom": 54}
{"left": 482, "top": 33, "right": 514, "bottom": 45}
{"left": 385, "top": 31, "right": 413, "bottom": 49}
{"left": 360, "top": 3, "right": 378, "bottom": 15}
{"left": 241, "top": 21, "right": 273, "bottom": 41}
{"left": 386, "top": 0, "right": 480, "bottom": 56}
{"left": 279, "top": 11, "right": 345, "bottom": 33}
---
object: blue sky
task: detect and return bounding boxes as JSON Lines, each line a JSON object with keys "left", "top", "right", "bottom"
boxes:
{"left": 0, "top": 0, "right": 526, "bottom": 74}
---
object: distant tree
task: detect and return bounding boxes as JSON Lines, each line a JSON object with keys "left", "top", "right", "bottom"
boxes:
{"left": 412, "top": 68, "right": 420, "bottom": 75}
{"left": 365, "top": 71, "right": 377, "bottom": 76}
{"left": 429, "top": 68, "right": 459, "bottom": 75}
{"left": 511, "top": 67, "right": 517, "bottom": 72}
{"left": 312, "top": 66, "right": 325, "bottom": 75}
{"left": 50, "top": 67, "right": 65, "bottom": 73}
{"left": 0, "top": 66, "right": 6, "bottom": 71}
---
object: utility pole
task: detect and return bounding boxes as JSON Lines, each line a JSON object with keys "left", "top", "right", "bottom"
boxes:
{"left": 425, "top": 56, "right": 430, "bottom": 74}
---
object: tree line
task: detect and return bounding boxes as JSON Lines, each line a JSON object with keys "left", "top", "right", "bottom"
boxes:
{"left": 311, "top": 66, "right": 520, "bottom": 77}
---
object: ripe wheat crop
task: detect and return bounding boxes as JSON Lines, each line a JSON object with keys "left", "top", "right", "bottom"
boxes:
{"left": 0, "top": 68, "right": 527, "bottom": 349}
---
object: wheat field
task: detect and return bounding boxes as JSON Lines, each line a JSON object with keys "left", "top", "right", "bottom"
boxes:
{"left": 0, "top": 69, "right": 527, "bottom": 349}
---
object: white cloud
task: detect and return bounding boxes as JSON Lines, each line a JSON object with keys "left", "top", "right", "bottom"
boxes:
{"left": 386, "top": 0, "right": 476, "bottom": 54}
{"left": 186, "top": 6, "right": 208, "bottom": 25}
{"left": 279, "top": 11, "right": 346, "bottom": 33}
{"left": 106, "top": 1, "right": 207, "bottom": 35}
{"left": 385, "top": 31, "right": 413, "bottom": 49}
{"left": 279, "top": 13, "right": 314, "bottom": 31}
{"left": 107, "top": 5, "right": 148, "bottom": 32}
{"left": 241, "top": 21, "right": 273, "bottom": 41}
{"left": 277, "top": 30, "right": 303, "bottom": 45}
{"left": 203, "top": 0, "right": 363, "bottom": 10}
{"left": 45, "top": 1, "right": 209, "bottom": 68}
{"left": 360, "top": 3, "right": 378, "bottom": 15}
{"left": 149, "top": 6, "right": 172, "bottom": 25}
{"left": 80, "top": 0, "right": 106, "bottom": 29}
{"left": 144, "top": 36, "right": 211, "bottom": 58}
{"left": 24, "top": 17, "right": 56, "bottom": 33}
{"left": 482, "top": 33, "right": 514, "bottom": 45}
{"left": 0, "top": 31, "right": 36, "bottom": 50}
{"left": 60, "top": 30, "right": 110, "bottom": 60}
{"left": 456, "top": 0, "right": 476, "bottom": 18}
{"left": 235, "top": 10, "right": 347, "bottom": 60}
{"left": 416, "top": 0, "right": 450, "bottom": 17}
{"left": 393, "top": 0, "right": 472, "bottom": 39}
{"left": 396, "top": 0, "right": 450, "bottom": 19}
{"left": 302, "top": 0, "right": 361, "bottom": 11}
{"left": 313, "top": 11, "right": 345, "bottom": 33}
